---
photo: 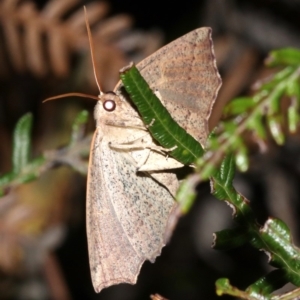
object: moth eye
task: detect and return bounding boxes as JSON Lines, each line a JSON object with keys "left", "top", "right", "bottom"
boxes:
{"left": 103, "top": 99, "right": 116, "bottom": 112}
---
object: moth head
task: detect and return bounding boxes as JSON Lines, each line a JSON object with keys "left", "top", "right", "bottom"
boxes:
{"left": 94, "top": 91, "right": 128, "bottom": 120}
{"left": 101, "top": 92, "right": 118, "bottom": 112}
{"left": 93, "top": 90, "right": 142, "bottom": 129}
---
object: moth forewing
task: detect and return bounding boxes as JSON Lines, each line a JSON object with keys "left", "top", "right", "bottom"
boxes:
{"left": 86, "top": 113, "right": 177, "bottom": 292}
{"left": 116, "top": 27, "right": 222, "bottom": 147}
{"left": 86, "top": 129, "right": 143, "bottom": 292}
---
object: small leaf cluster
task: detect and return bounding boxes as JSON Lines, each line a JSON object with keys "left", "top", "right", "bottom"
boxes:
{"left": 199, "top": 48, "right": 300, "bottom": 176}
{"left": 0, "top": 111, "right": 91, "bottom": 196}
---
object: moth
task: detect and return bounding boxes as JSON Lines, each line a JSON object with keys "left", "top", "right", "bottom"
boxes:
{"left": 46, "top": 9, "right": 221, "bottom": 293}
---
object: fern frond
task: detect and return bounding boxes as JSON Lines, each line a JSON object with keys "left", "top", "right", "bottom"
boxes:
{"left": 0, "top": 0, "right": 162, "bottom": 90}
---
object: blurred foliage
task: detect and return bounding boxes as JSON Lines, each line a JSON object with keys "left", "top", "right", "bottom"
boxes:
{"left": 0, "top": 111, "right": 90, "bottom": 196}
{"left": 197, "top": 48, "right": 300, "bottom": 178}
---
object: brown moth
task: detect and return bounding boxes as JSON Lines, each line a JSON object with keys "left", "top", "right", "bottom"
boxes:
{"left": 85, "top": 21, "right": 221, "bottom": 292}
{"left": 83, "top": 15, "right": 181, "bottom": 292}
{"left": 46, "top": 9, "right": 221, "bottom": 293}
{"left": 116, "top": 28, "right": 222, "bottom": 148}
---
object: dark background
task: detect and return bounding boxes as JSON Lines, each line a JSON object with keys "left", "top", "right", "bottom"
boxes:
{"left": 1, "top": 0, "right": 300, "bottom": 299}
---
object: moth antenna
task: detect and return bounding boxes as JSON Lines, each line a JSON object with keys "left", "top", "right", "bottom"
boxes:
{"left": 84, "top": 6, "right": 103, "bottom": 96}
{"left": 43, "top": 93, "right": 99, "bottom": 103}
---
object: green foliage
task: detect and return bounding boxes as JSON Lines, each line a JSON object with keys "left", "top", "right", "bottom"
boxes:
{"left": 70, "top": 110, "right": 89, "bottom": 145}
{"left": 266, "top": 48, "right": 300, "bottom": 67}
{"left": 12, "top": 113, "right": 33, "bottom": 174}
{"left": 0, "top": 110, "right": 90, "bottom": 196}
{"left": 197, "top": 49, "right": 300, "bottom": 176}
{"left": 211, "top": 156, "right": 300, "bottom": 296}
{"left": 177, "top": 154, "right": 300, "bottom": 299}
{"left": 216, "top": 274, "right": 300, "bottom": 300}
{"left": 0, "top": 113, "right": 45, "bottom": 196}
{"left": 120, "top": 64, "right": 204, "bottom": 165}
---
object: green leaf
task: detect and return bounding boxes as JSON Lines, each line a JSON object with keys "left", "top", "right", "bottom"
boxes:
{"left": 258, "top": 67, "right": 295, "bottom": 93}
{"left": 286, "top": 78, "right": 300, "bottom": 98}
{"left": 216, "top": 278, "right": 232, "bottom": 297}
{"left": 70, "top": 110, "right": 89, "bottom": 145}
{"left": 246, "top": 270, "right": 288, "bottom": 298}
{"left": 210, "top": 154, "right": 256, "bottom": 225}
{"left": 248, "top": 113, "right": 267, "bottom": 140}
{"left": 12, "top": 113, "right": 33, "bottom": 174}
{"left": 235, "top": 143, "right": 249, "bottom": 172}
{"left": 287, "top": 98, "right": 299, "bottom": 133}
{"left": 120, "top": 64, "right": 204, "bottom": 165}
{"left": 176, "top": 174, "right": 199, "bottom": 214}
{"left": 216, "top": 278, "right": 257, "bottom": 299}
{"left": 216, "top": 274, "right": 296, "bottom": 300}
{"left": 267, "top": 114, "right": 285, "bottom": 145}
{"left": 268, "top": 82, "right": 286, "bottom": 113}
{"left": 266, "top": 48, "right": 300, "bottom": 67}
{"left": 224, "top": 97, "right": 255, "bottom": 116}
{"left": 260, "top": 218, "right": 300, "bottom": 286}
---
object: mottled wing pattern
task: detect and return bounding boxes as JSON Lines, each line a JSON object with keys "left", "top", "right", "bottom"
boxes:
{"left": 136, "top": 28, "right": 222, "bottom": 145}
{"left": 110, "top": 28, "right": 221, "bottom": 146}
{"left": 86, "top": 129, "right": 176, "bottom": 292}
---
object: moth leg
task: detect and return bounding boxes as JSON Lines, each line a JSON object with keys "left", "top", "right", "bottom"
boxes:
{"left": 109, "top": 135, "right": 162, "bottom": 168}
{"left": 110, "top": 136, "right": 185, "bottom": 172}
{"left": 125, "top": 144, "right": 152, "bottom": 170}
{"left": 109, "top": 136, "right": 172, "bottom": 155}
{"left": 110, "top": 138, "right": 178, "bottom": 155}
{"left": 138, "top": 151, "right": 183, "bottom": 172}
{"left": 150, "top": 172, "right": 179, "bottom": 197}
{"left": 110, "top": 142, "right": 173, "bottom": 155}
{"left": 119, "top": 123, "right": 146, "bottom": 131}
{"left": 112, "top": 135, "right": 182, "bottom": 197}
{"left": 138, "top": 151, "right": 186, "bottom": 197}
